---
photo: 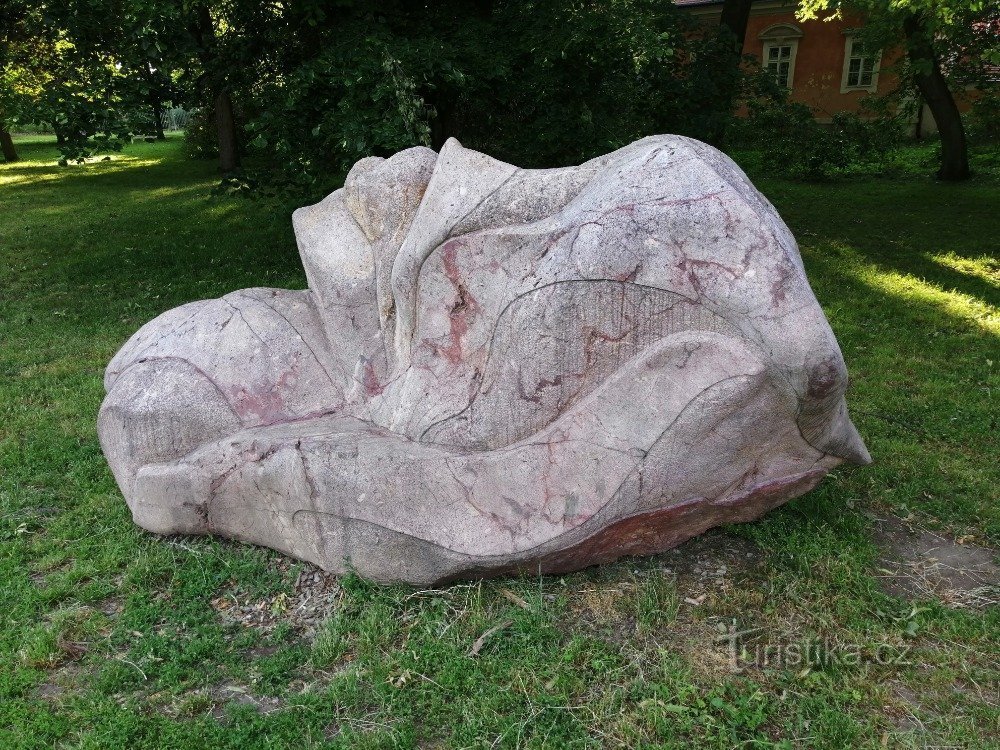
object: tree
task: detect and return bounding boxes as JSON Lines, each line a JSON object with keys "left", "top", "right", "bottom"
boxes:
{"left": 0, "top": 0, "right": 34, "bottom": 162}
{"left": 2, "top": 0, "right": 165, "bottom": 163}
{"left": 187, "top": 3, "right": 240, "bottom": 172}
{"left": 34, "top": 0, "right": 259, "bottom": 172}
{"left": 902, "top": 11, "right": 969, "bottom": 179}
{"left": 7, "top": 0, "right": 770, "bottom": 185}
{"left": 705, "top": 0, "right": 754, "bottom": 145}
{"left": 719, "top": 0, "right": 753, "bottom": 54}
{"left": 163, "top": 0, "right": 273, "bottom": 173}
{"left": 0, "top": 128, "right": 16, "bottom": 162}
{"left": 798, "top": 0, "right": 988, "bottom": 181}
{"left": 241, "top": 0, "right": 720, "bottom": 185}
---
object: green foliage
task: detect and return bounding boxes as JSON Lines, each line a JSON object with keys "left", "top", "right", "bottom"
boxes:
{"left": 5, "top": 0, "right": 997, "bottom": 185}
{"left": 235, "top": 0, "right": 759, "bottom": 194}
{"left": 968, "top": 92, "right": 1000, "bottom": 144}
{"left": 245, "top": 33, "right": 434, "bottom": 193}
{"left": 183, "top": 101, "right": 249, "bottom": 161}
{"left": 183, "top": 106, "right": 219, "bottom": 159}
{"left": 448, "top": 0, "right": 699, "bottom": 166}
{"left": 797, "top": 0, "right": 998, "bottom": 104}
{"left": 732, "top": 96, "right": 903, "bottom": 180}
{"left": 44, "top": 56, "right": 136, "bottom": 163}
{"left": 0, "top": 1, "right": 172, "bottom": 163}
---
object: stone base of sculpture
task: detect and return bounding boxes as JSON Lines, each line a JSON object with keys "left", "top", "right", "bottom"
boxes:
{"left": 99, "top": 135, "right": 870, "bottom": 585}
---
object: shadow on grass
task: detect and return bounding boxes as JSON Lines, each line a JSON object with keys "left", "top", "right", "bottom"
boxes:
{"left": 0, "top": 146, "right": 303, "bottom": 338}
{"left": 2, "top": 154, "right": 212, "bottom": 191}
{"left": 767, "top": 179, "right": 1000, "bottom": 309}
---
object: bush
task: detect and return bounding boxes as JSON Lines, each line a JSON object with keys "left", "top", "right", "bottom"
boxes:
{"left": 730, "top": 94, "right": 902, "bottom": 180}
{"left": 730, "top": 99, "right": 841, "bottom": 179}
{"left": 52, "top": 103, "right": 133, "bottom": 164}
{"left": 829, "top": 110, "right": 903, "bottom": 168}
{"left": 183, "top": 98, "right": 251, "bottom": 162}
{"left": 57, "top": 131, "right": 130, "bottom": 165}
{"left": 967, "top": 92, "right": 1000, "bottom": 145}
{"left": 242, "top": 39, "right": 432, "bottom": 194}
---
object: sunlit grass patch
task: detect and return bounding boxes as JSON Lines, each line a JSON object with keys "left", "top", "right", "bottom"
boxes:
{"left": 927, "top": 251, "right": 1000, "bottom": 288}
{"left": 0, "top": 135, "right": 182, "bottom": 188}
{"left": 841, "top": 250, "right": 1000, "bottom": 335}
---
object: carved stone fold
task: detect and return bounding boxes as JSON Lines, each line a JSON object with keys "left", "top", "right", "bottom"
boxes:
{"left": 99, "top": 135, "right": 870, "bottom": 585}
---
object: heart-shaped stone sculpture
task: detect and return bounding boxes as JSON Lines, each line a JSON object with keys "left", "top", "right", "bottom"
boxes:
{"left": 99, "top": 135, "right": 870, "bottom": 584}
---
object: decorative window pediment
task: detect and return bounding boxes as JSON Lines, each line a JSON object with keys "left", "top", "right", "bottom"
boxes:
{"left": 758, "top": 23, "right": 804, "bottom": 43}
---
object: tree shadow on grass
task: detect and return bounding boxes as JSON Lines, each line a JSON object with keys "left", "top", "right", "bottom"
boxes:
{"left": 802, "top": 249, "right": 999, "bottom": 536}
{"left": 2, "top": 146, "right": 301, "bottom": 293}
{"left": 2, "top": 155, "right": 215, "bottom": 192}
{"left": 767, "top": 179, "right": 1000, "bottom": 309}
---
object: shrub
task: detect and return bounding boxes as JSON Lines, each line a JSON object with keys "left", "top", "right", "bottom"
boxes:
{"left": 967, "top": 92, "right": 1000, "bottom": 145}
{"left": 183, "top": 99, "right": 249, "bottom": 161}
{"left": 730, "top": 93, "right": 902, "bottom": 180}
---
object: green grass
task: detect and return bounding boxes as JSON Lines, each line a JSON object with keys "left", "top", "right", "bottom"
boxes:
{"left": 2, "top": 135, "right": 998, "bottom": 749}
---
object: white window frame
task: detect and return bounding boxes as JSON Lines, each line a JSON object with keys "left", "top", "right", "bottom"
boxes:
{"left": 758, "top": 24, "right": 804, "bottom": 91}
{"left": 840, "top": 33, "right": 881, "bottom": 93}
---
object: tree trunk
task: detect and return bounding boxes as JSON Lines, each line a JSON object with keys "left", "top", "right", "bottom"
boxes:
{"left": 903, "top": 13, "right": 970, "bottom": 181}
{"left": 706, "top": 0, "right": 754, "bottom": 147}
{"left": 192, "top": 4, "right": 239, "bottom": 173}
{"left": 719, "top": 0, "right": 753, "bottom": 55}
{"left": 214, "top": 90, "right": 240, "bottom": 173}
{"left": 430, "top": 98, "right": 457, "bottom": 151}
{"left": 150, "top": 94, "right": 166, "bottom": 140}
{"left": 1, "top": 127, "right": 18, "bottom": 162}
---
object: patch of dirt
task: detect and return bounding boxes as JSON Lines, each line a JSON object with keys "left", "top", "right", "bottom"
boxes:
{"left": 576, "top": 584, "right": 629, "bottom": 625}
{"left": 657, "top": 530, "right": 763, "bottom": 596}
{"left": 206, "top": 683, "right": 283, "bottom": 720}
{"left": 564, "top": 530, "right": 763, "bottom": 616}
{"left": 889, "top": 683, "right": 931, "bottom": 735}
{"left": 163, "top": 682, "right": 285, "bottom": 721}
{"left": 211, "top": 563, "right": 342, "bottom": 636}
{"left": 36, "top": 664, "right": 85, "bottom": 702}
{"left": 872, "top": 515, "right": 1000, "bottom": 609}
{"left": 95, "top": 596, "right": 123, "bottom": 616}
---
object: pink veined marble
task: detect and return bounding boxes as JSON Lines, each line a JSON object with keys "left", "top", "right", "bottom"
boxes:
{"left": 99, "top": 135, "right": 870, "bottom": 585}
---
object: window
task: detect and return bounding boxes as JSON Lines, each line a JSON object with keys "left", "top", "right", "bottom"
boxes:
{"left": 758, "top": 24, "right": 803, "bottom": 91}
{"left": 765, "top": 44, "right": 794, "bottom": 88}
{"left": 841, "top": 36, "right": 881, "bottom": 92}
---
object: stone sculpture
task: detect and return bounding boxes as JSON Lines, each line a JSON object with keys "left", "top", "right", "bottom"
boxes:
{"left": 99, "top": 135, "right": 870, "bottom": 585}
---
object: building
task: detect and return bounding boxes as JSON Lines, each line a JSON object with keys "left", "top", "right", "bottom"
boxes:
{"left": 676, "top": 0, "right": 950, "bottom": 135}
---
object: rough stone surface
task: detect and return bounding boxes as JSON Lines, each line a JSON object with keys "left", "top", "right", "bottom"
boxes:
{"left": 99, "top": 135, "right": 870, "bottom": 585}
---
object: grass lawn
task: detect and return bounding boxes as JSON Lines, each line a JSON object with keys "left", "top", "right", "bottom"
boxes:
{"left": 1, "top": 134, "right": 998, "bottom": 749}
